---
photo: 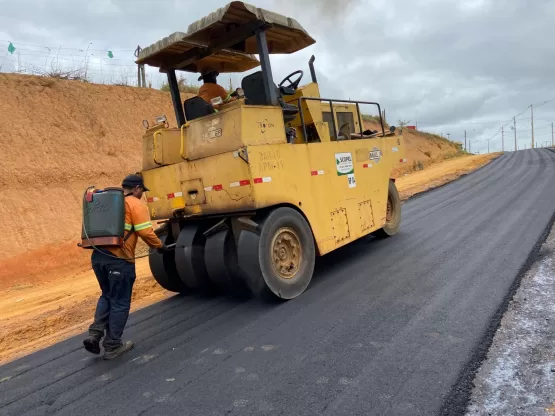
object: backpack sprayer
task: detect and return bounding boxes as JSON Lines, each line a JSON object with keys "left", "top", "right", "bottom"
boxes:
{"left": 79, "top": 185, "right": 174, "bottom": 260}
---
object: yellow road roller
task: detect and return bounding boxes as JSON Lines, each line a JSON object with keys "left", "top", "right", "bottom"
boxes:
{"left": 135, "top": 1, "right": 407, "bottom": 300}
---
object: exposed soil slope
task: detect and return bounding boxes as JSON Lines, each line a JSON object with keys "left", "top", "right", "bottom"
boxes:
{"left": 0, "top": 74, "right": 191, "bottom": 285}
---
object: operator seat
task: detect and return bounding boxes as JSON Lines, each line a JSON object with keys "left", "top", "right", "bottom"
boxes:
{"left": 241, "top": 71, "right": 299, "bottom": 123}
{"left": 184, "top": 96, "right": 215, "bottom": 121}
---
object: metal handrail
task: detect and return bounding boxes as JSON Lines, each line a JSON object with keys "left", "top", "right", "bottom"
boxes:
{"left": 296, "top": 97, "right": 385, "bottom": 143}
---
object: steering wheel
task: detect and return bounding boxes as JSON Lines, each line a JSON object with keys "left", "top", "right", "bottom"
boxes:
{"left": 279, "top": 70, "right": 304, "bottom": 90}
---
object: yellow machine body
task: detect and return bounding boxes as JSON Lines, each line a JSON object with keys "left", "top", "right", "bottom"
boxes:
{"left": 141, "top": 82, "right": 406, "bottom": 256}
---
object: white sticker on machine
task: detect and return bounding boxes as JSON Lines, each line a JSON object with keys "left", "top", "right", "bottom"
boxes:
{"left": 347, "top": 173, "right": 356, "bottom": 188}
{"left": 335, "top": 152, "right": 354, "bottom": 176}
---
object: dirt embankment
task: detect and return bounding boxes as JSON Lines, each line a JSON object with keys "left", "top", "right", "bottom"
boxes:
{"left": 0, "top": 74, "right": 191, "bottom": 288}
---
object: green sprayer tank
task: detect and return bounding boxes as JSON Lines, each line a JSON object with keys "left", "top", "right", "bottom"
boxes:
{"left": 81, "top": 187, "right": 126, "bottom": 248}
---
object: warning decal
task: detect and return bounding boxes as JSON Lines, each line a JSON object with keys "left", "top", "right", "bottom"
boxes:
{"left": 347, "top": 173, "right": 357, "bottom": 188}
{"left": 335, "top": 152, "right": 354, "bottom": 176}
{"left": 369, "top": 147, "right": 383, "bottom": 164}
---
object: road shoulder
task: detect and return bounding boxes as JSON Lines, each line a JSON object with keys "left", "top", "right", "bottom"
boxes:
{"left": 464, "top": 222, "right": 555, "bottom": 415}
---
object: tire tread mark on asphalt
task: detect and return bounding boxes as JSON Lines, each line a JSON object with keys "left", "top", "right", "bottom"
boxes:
{"left": 0, "top": 298, "right": 234, "bottom": 410}
{"left": 402, "top": 151, "right": 512, "bottom": 205}
{"left": 378, "top": 151, "right": 548, "bottom": 415}
{"left": 404, "top": 151, "right": 531, "bottom": 233}
{"left": 324, "top": 161, "right": 541, "bottom": 415}
{"left": 0, "top": 287, "right": 207, "bottom": 380}
{"left": 42, "top": 298, "right": 292, "bottom": 415}
{"left": 439, "top": 148, "right": 555, "bottom": 416}
{"left": 402, "top": 151, "right": 516, "bottom": 218}
{"left": 402, "top": 199, "right": 458, "bottom": 227}
{"left": 317, "top": 149, "right": 551, "bottom": 415}
{"left": 54, "top": 249, "right": 413, "bottom": 416}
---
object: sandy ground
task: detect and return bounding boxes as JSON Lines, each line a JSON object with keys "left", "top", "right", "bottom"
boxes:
{"left": 465, "top": 223, "right": 555, "bottom": 416}
{"left": 0, "top": 153, "right": 499, "bottom": 365}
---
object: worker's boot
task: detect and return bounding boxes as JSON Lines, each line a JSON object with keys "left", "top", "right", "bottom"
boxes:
{"left": 103, "top": 340, "right": 134, "bottom": 360}
{"left": 83, "top": 336, "right": 101, "bottom": 355}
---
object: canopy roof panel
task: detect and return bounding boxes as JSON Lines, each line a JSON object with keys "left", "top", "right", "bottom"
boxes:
{"left": 136, "top": 32, "right": 260, "bottom": 73}
{"left": 184, "top": 1, "right": 315, "bottom": 54}
{"left": 137, "top": 1, "right": 315, "bottom": 70}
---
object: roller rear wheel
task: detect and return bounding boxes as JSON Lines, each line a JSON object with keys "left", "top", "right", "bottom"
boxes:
{"left": 238, "top": 208, "right": 315, "bottom": 300}
{"left": 372, "top": 179, "right": 401, "bottom": 238}
{"left": 149, "top": 234, "right": 189, "bottom": 294}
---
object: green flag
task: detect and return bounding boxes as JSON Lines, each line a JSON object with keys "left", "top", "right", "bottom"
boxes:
{"left": 7, "top": 42, "right": 15, "bottom": 54}
{"left": 107, "top": 50, "right": 113, "bottom": 58}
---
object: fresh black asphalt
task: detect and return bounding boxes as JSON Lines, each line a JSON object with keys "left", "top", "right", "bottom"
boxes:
{"left": 1, "top": 148, "right": 554, "bottom": 416}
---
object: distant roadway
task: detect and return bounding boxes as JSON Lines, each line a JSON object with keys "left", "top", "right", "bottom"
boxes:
{"left": 1, "top": 148, "right": 554, "bottom": 416}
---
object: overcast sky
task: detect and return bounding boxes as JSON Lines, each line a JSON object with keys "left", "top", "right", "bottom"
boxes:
{"left": 2, "top": 0, "right": 555, "bottom": 154}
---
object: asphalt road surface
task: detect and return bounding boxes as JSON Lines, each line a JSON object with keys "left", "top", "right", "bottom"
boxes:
{"left": 1, "top": 149, "right": 555, "bottom": 416}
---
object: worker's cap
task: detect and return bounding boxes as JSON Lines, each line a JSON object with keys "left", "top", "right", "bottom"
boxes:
{"left": 122, "top": 174, "right": 150, "bottom": 192}
{"left": 198, "top": 67, "right": 219, "bottom": 81}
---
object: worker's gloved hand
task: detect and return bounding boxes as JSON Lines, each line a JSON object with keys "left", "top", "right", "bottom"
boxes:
{"left": 156, "top": 244, "right": 169, "bottom": 254}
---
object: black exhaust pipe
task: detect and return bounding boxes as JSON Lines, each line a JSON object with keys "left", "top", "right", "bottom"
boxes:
{"left": 309, "top": 55, "right": 317, "bottom": 83}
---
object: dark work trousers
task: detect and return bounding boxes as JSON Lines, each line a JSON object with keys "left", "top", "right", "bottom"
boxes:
{"left": 88, "top": 249, "right": 136, "bottom": 351}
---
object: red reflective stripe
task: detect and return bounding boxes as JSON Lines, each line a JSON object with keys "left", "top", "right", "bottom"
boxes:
{"left": 253, "top": 177, "right": 272, "bottom": 184}
{"left": 363, "top": 163, "right": 370, "bottom": 168}
{"left": 240, "top": 179, "right": 250, "bottom": 186}
{"left": 213, "top": 184, "right": 223, "bottom": 191}
{"left": 311, "top": 170, "right": 318, "bottom": 176}
{"left": 167, "top": 192, "right": 183, "bottom": 199}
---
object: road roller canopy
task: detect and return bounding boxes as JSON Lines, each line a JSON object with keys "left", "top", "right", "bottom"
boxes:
{"left": 136, "top": 1, "right": 316, "bottom": 72}
{"left": 135, "top": 35, "right": 261, "bottom": 74}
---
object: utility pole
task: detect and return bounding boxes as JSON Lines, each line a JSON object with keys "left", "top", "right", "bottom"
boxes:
{"left": 134, "top": 45, "right": 146, "bottom": 88}
{"left": 552, "top": 122, "right": 554, "bottom": 147}
{"left": 531, "top": 104, "right": 535, "bottom": 149}
{"left": 469, "top": 141, "right": 471, "bottom": 153}
{"left": 487, "top": 139, "right": 490, "bottom": 153}
{"left": 501, "top": 126, "right": 504, "bottom": 152}
{"left": 513, "top": 116, "right": 518, "bottom": 152}
{"left": 464, "top": 130, "right": 467, "bottom": 151}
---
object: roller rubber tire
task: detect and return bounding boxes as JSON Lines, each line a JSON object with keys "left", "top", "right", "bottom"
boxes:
{"left": 175, "top": 225, "right": 215, "bottom": 293}
{"left": 204, "top": 229, "right": 251, "bottom": 298}
{"left": 149, "top": 234, "right": 189, "bottom": 294}
{"left": 238, "top": 207, "right": 315, "bottom": 301}
{"left": 372, "top": 179, "right": 402, "bottom": 238}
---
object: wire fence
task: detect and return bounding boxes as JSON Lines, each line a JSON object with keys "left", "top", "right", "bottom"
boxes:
{"left": 0, "top": 40, "right": 170, "bottom": 88}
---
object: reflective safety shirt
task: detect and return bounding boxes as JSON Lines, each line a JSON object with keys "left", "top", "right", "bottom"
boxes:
{"left": 107, "top": 195, "right": 163, "bottom": 263}
{"left": 198, "top": 82, "right": 229, "bottom": 105}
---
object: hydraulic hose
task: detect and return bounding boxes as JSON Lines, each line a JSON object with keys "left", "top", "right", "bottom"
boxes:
{"left": 80, "top": 186, "right": 173, "bottom": 260}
